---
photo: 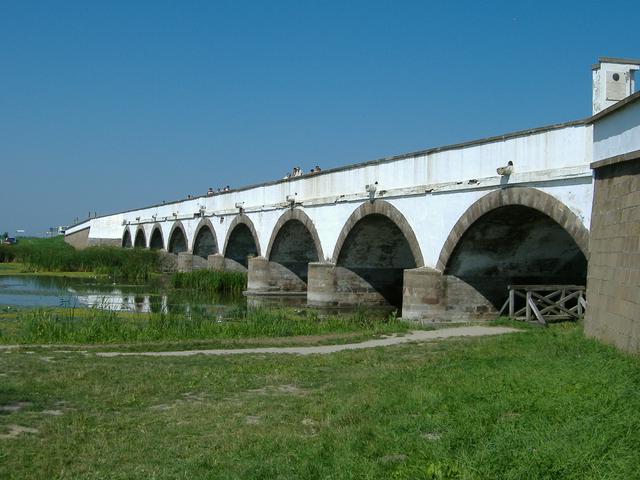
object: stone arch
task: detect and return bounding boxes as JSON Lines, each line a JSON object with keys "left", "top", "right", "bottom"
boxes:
{"left": 223, "top": 215, "right": 261, "bottom": 268}
{"left": 437, "top": 187, "right": 590, "bottom": 309}
{"left": 436, "top": 187, "right": 589, "bottom": 272}
{"left": 266, "top": 209, "right": 324, "bottom": 261}
{"left": 331, "top": 200, "right": 424, "bottom": 307}
{"left": 168, "top": 221, "right": 188, "bottom": 254}
{"left": 192, "top": 218, "right": 218, "bottom": 258}
{"left": 134, "top": 227, "right": 147, "bottom": 248}
{"left": 265, "top": 209, "right": 324, "bottom": 283}
{"left": 331, "top": 200, "right": 424, "bottom": 266}
{"left": 122, "top": 228, "right": 132, "bottom": 248}
{"left": 149, "top": 224, "right": 165, "bottom": 250}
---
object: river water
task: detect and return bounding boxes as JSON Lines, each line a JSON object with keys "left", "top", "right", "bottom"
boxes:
{"left": 0, "top": 275, "right": 244, "bottom": 315}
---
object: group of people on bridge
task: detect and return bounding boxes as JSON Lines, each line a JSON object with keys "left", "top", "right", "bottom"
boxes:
{"left": 206, "top": 186, "right": 231, "bottom": 196}
{"left": 194, "top": 165, "right": 324, "bottom": 200}
{"left": 283, "top": 165, "right": 321, "bottom": 179}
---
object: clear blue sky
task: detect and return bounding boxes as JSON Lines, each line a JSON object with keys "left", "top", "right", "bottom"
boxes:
{"left": 1, "top": 0, "right": 638, "bottom": 236}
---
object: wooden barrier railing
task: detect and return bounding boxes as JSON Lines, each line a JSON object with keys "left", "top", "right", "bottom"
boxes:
{"left": 498, "top": 285, "right": 587, "bottom": 325}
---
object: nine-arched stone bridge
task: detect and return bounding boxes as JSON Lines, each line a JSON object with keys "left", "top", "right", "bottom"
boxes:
{"left": 66, "top": 114, "right": 593, "bottom": 321}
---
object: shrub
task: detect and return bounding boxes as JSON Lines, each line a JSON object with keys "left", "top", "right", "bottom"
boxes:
{"left": 0, "top": 245, "right": 16, "bottom": 263}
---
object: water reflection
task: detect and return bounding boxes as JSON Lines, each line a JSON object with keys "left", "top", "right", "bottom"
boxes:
{"left": 68, "top": 289, "right": 168, "bottom": 313}
{"left": 0, "top": 275, "right": 244, "bottom": 314}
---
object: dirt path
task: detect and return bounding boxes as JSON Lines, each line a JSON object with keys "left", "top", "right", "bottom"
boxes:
{"left": 95, "top": 326, "right": 521, "bottom": 357}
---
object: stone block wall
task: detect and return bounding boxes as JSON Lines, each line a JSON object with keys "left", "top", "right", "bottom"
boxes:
{"left": 64, "top": 228, "right": 90, "bottom": 249}
{"left": 307, "top": 262, "right": 391, "bottom": 308}
{"left": 445, "top": 276, "right": 498, "bottom": 319}
{"left": 246, "top": 256, "right": 307, "bottom": 294}
{"left": 585, "top": 157, "right": 640, "bottom": 353}
{"left": 88, "top": 238, "right": 121, "bottom": 247}
{"left": 64, "top": 228, "right": 121, "bottom": 249}
{"left": 402, "top": 267, "right": 496, "bottom": 323}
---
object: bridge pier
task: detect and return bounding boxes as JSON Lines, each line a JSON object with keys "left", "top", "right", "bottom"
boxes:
{"left": 177, "top": 252, "right": 193, "bottom": 272}
{"left": 401, "top": 268, "right": 447, "bottom": 320}
{"left": 246, "top": 256, "right": 307, "bottom": 293}
{"left": 402, "top": 268, "right": 496, "bottom": 322}
{"left": 244, "top": 256, "right": 308, "bottom": 307}
{"left": 176, "top": 252, "right": 208, "bottom": 272}
{"left": 207, "top": 253, "right": 226, "bottom": 271}
{"left": 306, "top": 262, "right": 335, "bottom": 307}
{"left": 207, "top": 253, "right": 249, "bottom": 272}
{"left": 307, "top": 262, "right": 394, "bottom": 308}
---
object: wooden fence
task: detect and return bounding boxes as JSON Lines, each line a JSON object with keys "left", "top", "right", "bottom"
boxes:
{"left": 498, "top": 285, "right": 587, "bottom": 325}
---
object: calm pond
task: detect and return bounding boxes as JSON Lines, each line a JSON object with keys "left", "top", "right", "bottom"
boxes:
{"left": 0, "top": 275, "right": 244, "bottom": 314}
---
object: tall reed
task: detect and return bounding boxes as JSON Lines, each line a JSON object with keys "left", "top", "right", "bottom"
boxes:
{"left": 170, "top": 270, "right": 247, "bottom": 295}
{"left": 9, "top": 306, "right": 407, "bottom": 344}
{"left": 0, "top": 245, "right": 16, "bottom": 263}
{"left": 6, "top": 237, "right": 161, "bottom": 282}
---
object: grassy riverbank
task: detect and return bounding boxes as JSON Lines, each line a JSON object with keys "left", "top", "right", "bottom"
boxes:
{"left": 1, "top": 238, "right": 247, "bottom": 294}
{"left": 0, "top": 306, "right": 408, "bottom": 346}
{"left": 0, "top": 237, "right": 160, "bottom": 282}
{"left": 0, "top": 263, "right": 99, "bottom": 278}
{"left": 1, "top": 322, "right": 638, "bottom": 479}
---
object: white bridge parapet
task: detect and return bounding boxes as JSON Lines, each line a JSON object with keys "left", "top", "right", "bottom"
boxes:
{"left": 66, "top": 119, "right": 594, "bottom": 271}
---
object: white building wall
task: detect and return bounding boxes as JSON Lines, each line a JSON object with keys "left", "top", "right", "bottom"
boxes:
{"left": 593, "top": 100, "right": 640, "bottom": 161}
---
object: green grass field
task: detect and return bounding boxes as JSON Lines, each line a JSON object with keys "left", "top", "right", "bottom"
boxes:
{"left": 1, "top": 321, "right": 638, "bottom": 479}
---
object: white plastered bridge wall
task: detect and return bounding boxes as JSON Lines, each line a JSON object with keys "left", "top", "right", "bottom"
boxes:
{"left": 66, "top": 121, "right": 594, "bottom": 269}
